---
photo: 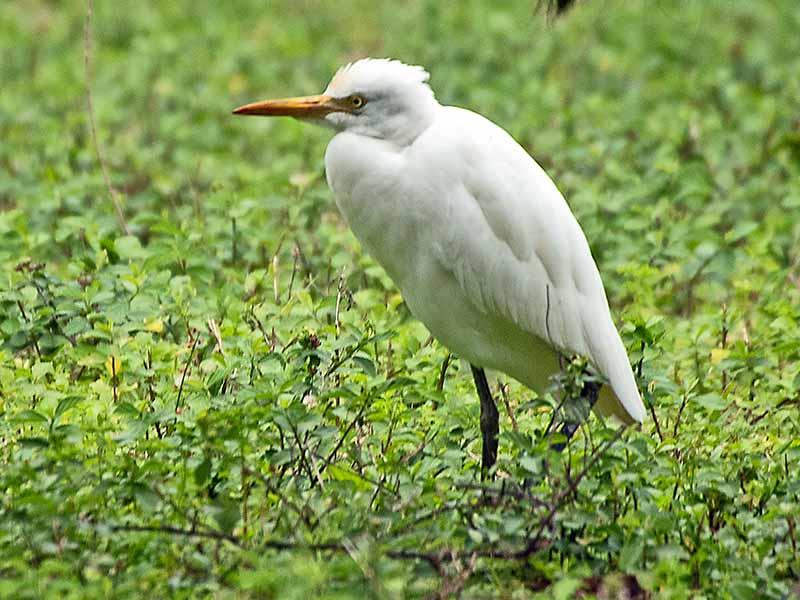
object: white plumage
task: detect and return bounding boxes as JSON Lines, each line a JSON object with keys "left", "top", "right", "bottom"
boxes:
{"left": 235, "top": 58, "right": 646, "bottom": 426}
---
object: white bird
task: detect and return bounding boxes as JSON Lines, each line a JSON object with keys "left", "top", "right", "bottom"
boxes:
{"left": 234, "top": 58, "right": 645, "bottom": 470}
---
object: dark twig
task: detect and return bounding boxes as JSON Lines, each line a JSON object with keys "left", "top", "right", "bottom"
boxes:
{"left": 143, "top": 351, "right": 163, "bottom": 439}
{"left": 514, "top": 425, "right": 627, "bottom": 559}
{"left": 334, "top": 267, "right": 346, "bottom": 336}
{"left": 312, "top": 451, "right": 400, "bottom": 500}
{"left": 110, "top": 355, "right": 118, "bottom": 403}
{"left": 259, "top": 475, "right": 317, "bottom": 530}
{"left": 175, "top": 333, "right": 199, "bottom": 414}
{"left": 112, "top": 524, "right": 239, "bottom": 545}
{"left": 681, "top": 249, "right": 723, "bottom": 316}
{"left": 400, "top": 431, "right": 436, "bottom": 465}
{"left": 16, "top": 300, "right": 41, "bottom": 358}
{"left": 672, "top": 393, "right": 689, "bottom": 440}
{"left": 453, "top": 481, "right": 548, "bottom": 508}
{"left": 646, "top": 389, "right": 664, "bottom": 443}
{"left": 288, "top": 245, "right": 300, "bottom": 300}
{"left": 112, "top": 523, "right": 442, "bottom": 570}
{"left": 27, "top": 275, "right": 77, "bottom": 347}
{"left": 248, "top": 309, "right": 277, "bottom": 350}
{"left": 84, "top": 0, "right": 129, "bottom": 234}
{"left": 324, "top": 338, "right": 372, "bottom": 377}
{"left": 286, "top": 421, "right": 321, "bottom": 486}
{"left": 112, "top": 426, "right": 626, "bottom": 573}
{"left": 499, "top": 382, "right": 518, "bottom": 432}
{"left": 321, "top": 398, "right": 370, "bottom": 473}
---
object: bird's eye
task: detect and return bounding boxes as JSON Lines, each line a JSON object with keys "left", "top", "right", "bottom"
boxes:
{"left": 350, "top": 95, "right": 366, "bottom": 109}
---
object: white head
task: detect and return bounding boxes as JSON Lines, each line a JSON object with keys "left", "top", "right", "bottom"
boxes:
{"left": 233, "top": 58, "right": 440, "bottom": 146}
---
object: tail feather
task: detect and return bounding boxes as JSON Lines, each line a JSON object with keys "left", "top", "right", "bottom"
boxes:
{"left": 585, "top": 320, "right": 646, "bottom": 424}
{"left": 595, "top": 384, "right": 638, "bottom": 425}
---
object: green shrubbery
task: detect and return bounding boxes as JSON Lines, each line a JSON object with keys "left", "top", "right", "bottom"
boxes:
{"left": 1, "top": 1, "right": 799, "bottom": 597}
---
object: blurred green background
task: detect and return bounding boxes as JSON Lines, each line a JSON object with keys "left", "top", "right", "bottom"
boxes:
{"left": 1, "top": 1, "right": 800, "bottom": 598}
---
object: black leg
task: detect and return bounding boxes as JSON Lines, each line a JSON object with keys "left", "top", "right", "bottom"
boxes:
{"left": 552, "top": 379, "right": 601, "bottom": 452}
{"left": 471, "top": 365, "right": 499, "bottom": 477}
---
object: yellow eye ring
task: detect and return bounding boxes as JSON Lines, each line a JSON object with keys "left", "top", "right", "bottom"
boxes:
{"left": 350, "top": 95, "right": 366, "bottom": 109}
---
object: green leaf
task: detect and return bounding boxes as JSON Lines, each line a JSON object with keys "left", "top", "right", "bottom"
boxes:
{"left": 53, "top": 396, "right": 81, "bottom": 421}
{"left": 519, "top": 455, "right": 540, "bottom": 475}
{"left": 352, "top": 355, "right": 376, "bottom": 377}
{"left": 694, "top": 393, "right": 728, "bottom": 411}
{"left": 18, "top": 437, "right": 50, "bottom": 449}
{"left": 327, "top": 464, "right": 372, "bottom": 491}
{"left": 724, "top": 222, "right": 758, "bottom": 243}
{"left": 551, "top": 577, "right": 582, "bottom": 600}
{"left": 115, "top": 402, "right": 141, "bottom": 418}
{"left": 195, "top": 457, "right": 212, "bottom": 487}
{"left": 132, "top": 483, "right": 159, "bottom": 511}
{"left": 619, "top": 537, "right": 644, "bottom": 571}
{"left": 211, "top": 498, "right": 240, "bottom": 535}
{"left": 10, "top": 410, "right": 49, "bottom": 424}
{"left": 31, "top": 362, "right": 53, "bottom": 380}
{"left": 115, "top": 236, "right": 146, "bottom": 259}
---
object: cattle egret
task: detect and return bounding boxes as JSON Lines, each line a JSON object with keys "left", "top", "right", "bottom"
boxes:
{"left": 234, "top": 58, "right": 645, "bottom": 472}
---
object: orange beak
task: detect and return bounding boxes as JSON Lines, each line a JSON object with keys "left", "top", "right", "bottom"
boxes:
{"left": 232, "top": 94, "right": 340, "bottom": 119}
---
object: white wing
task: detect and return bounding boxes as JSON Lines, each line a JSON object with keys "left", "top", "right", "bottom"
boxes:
{"left": 416, "top": 107, "right": 645, "bottom": 424}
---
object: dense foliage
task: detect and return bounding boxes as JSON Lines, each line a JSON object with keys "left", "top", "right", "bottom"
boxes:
{"left": 2, "top": 1, "right": 799, "bottom": 597}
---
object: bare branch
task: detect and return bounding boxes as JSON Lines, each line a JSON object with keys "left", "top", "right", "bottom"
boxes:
{"left": 499, "top": 382, "right": 518, "bottom": 432}
{"left": 84, "top": 0, "right": 129, "bottom": 234}
{"left": 207, "top": 318, "right": 225, "bottom": 356}
{"left": 175, "top": 332, "right": 200, "bottom": 414}
{"left": 112, "top": 524, "right": 240, "bottom": 546}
